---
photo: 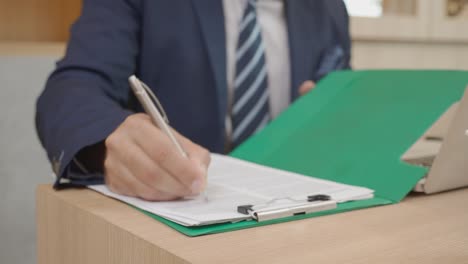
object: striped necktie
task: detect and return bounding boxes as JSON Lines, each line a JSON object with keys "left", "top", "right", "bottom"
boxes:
{"left": 232, "top": 0, "right": 270, "bottom": 148}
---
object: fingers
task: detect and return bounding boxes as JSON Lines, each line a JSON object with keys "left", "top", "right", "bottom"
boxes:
{"left": 128, "top": 117, "right": 208, "bottom": 194}
{"left": 173, "top": 129, "right": 211, "bottom": 192}
{"left": 105, "top": 156, "right": 179, "bottom": 201}
{"left": 104, "top": 113, "right": 211, "bottom": 201}
{"left": 298, "top": 80, "right": 316, "bottom": 96}
{"left": 112, "top": 137, "right": 191, "bottom": 196}
{"left": 104, "top": 160, "right": 134, "bottom": 197}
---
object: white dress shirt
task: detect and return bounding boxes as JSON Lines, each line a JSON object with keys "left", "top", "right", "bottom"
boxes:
{"left": 223, "top": 0, "right": 291, "bottom": 141}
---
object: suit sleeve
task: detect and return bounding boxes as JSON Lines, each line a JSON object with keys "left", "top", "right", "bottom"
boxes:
{"left": 35, "top": 0, "right": 141, "bottom": 188}
{"left": 329, "top": 0, "right": 352, "bottom": 69}
{"left": 315, "top": 0, "right": 352, "bottom": 81}
{"left": 335, "top": 0, "right": 352, "bottom": 69}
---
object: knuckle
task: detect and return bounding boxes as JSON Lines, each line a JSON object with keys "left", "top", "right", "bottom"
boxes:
{"left": 153, "top": 147, "right": 170, "bottom": 164}
{"left": 103, "top": 155, "right": 114, "bottom": 170}
{"left": 105, "top": 131, "right": 125, "bottom": 152}
{"left": 126, "top": 113, "right": 148, "bottom": 128}
{"left": 125, "top": 114, "right": 138, "bottom": 126}
{"left": 105, "top": 133, "right": 117, "bottom": 149}
{"left": 123, "top": 115, "right": 141, "bottom": 130}
{"left": 140, "top": 167, "right": 160, "bottom": 185}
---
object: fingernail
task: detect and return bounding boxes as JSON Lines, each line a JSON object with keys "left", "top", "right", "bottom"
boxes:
{"left": 191, "top": 179, "right": 203, "bottom": 194}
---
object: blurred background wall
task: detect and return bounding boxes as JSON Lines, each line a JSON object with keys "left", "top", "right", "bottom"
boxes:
{"left": 346, "top": 0, "right": 468, "bottom": 69}
{"left": 0, "top": 2, "right": 79, "bottom": 264}
{"left": 0, "top": 0, "right": 468, "bottom": 263}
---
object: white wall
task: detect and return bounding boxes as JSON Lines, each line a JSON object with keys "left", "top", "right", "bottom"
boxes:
{"left": 0, "top": 56, "right": 55, "bottom": 264}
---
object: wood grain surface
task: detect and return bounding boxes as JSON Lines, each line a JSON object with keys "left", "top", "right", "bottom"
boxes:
{"left": 37, "top": 185, "right": 468, "bottom": 264}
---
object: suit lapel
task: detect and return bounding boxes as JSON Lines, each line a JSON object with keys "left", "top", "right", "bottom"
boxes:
{"left": 191, "top": 0, "right": 227, "bottom": 129}
{"left": 286, "top": 0, "right": 325, "bottom": 100}
{"left": 191, "top": 0, "right": 325, "bottom": 115}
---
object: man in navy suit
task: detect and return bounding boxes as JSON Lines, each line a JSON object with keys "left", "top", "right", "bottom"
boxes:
{"left": 36, "top": 0, "right": 351, "bottom": 201}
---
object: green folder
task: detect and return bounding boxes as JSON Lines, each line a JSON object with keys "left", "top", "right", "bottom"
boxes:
{"left": 140, "top": 70, "right": 468, "bottom": 237}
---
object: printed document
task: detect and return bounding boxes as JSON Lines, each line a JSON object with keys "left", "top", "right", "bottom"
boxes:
{"left": 90, "top": 154, "right": 374, "bottom": 226}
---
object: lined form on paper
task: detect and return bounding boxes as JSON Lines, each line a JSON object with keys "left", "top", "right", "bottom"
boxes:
{"left": 90, "top": 154, "right": 374, "bottom": 226}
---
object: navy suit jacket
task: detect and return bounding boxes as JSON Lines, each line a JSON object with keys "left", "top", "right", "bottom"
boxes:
{"left": 36, "top": 0, "right": 351, "bottom": 187}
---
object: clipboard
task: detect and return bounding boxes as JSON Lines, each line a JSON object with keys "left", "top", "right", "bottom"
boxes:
{"left": 90, "top": 154, "right": 373, "bottom": 228}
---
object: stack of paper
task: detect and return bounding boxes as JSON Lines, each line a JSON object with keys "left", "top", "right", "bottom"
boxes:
{"left": 90, "top": 154, "right": 374, "bottom": 226}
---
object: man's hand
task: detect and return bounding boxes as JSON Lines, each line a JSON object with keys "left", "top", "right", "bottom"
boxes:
{"left": 298, "top": 80, "right": 316, "bottom": 96}
{"left": 104, "top": 113, "right": 210, "bottom": 201}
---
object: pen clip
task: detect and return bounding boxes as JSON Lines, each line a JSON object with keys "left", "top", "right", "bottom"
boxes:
{"left": 137, "top": 79, "right": 170, "bottom": 124}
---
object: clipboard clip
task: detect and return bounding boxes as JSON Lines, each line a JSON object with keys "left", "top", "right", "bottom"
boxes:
{"left": 237, "top": 195, "right": 337, "bottom": 222}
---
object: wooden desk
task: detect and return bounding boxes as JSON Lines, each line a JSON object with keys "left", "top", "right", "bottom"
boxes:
{"left": 37, "top": 185, "right": 468, "bottom": 264}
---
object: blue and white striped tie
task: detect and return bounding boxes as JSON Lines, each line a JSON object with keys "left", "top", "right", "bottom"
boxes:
{"left": 232, "top": 0, "right": 270, "bottom": 147}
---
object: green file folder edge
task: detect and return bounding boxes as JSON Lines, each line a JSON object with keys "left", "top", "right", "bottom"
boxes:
{"left": 138, "top": 70, "right": 468, "bottom": 237}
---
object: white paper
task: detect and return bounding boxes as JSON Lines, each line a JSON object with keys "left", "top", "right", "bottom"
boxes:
{"left": 90, "top": 154, "right": 374, "bottom": 226}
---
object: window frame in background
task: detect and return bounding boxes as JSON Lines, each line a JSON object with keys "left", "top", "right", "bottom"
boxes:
{"left": 347, "top": 0, "right": 468, "bottom": 43}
